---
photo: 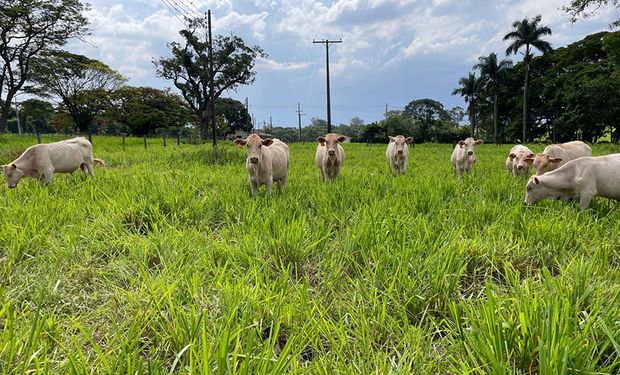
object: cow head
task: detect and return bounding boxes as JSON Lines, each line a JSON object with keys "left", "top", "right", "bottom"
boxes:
{"left": 510, "top": 150, "right": 535, "bottom": 174}
{"left": 2, "top": 163, "right": 23, "bottom": 188}
{"left": 233, "top": 134, "right": 273, "bottom": 165}
{"left": 317, "top": 133, "right": 346, "bottom": 158}
{"left": 458, "top": 137, "right": 483, "bottom": 156}
{"left": 389, "top": 135, "right": 413, "bottom": 156}
{"left": 524, "top": 175, "right": 560, "bottom": 205}
{"left": 527, "top": 153, "right": 562, "bottom": 175}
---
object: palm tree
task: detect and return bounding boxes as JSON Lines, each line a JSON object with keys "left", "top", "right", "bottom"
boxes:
{"left": 504, "top": 15, "right": 552, "bottom": 142}
{"left": 474, "top": 53, "right": 513, "bottom": 144}
{"left": 452, "top": 72, "right": 481, "bottom": 137}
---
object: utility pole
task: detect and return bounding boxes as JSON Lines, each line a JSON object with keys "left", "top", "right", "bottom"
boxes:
{"left": 313, "top": 38, "right": 342, "bottom": 133}
{"left": 207, "top": 10, "right": 216, "bottom": 147}
{"left": 385, "top": 103, "right": 388, "bottom": 118}
{"left": 269, "top": 116, "right": 272, "bottom": 133}
{"left": 296, "top": 102, "right": 304, "bottom": 142}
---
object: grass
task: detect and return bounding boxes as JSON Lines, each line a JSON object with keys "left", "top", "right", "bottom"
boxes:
{"left": 0, "top": 134, "right": 619, "bottom": 373}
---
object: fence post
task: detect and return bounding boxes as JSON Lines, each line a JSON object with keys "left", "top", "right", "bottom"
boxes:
{"left": 163, "top": 133, "right": 167, "bottom": 147}
{"left": 121, "top": 133, "right": 126, "bottom": 148}
{"left": 177, "top": 134, "right": 180, "bottom": 146}
{"left": 36, "top": 132, "right": 42, "bottom": 144}
{"left": 143, "top": 135, "right": 147, "bottom": 149}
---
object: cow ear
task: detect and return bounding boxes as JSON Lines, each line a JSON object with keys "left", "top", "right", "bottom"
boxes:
{"left": 233, "top": 138, "right": 246, "bottom": 146}
{"left": 533, "top": 176, "right": 540, "bottom": 185}
{"left": 527, "top": 153, "right": 534, "bottom": 158}
{"left": 549, "top": 157, "right": 562, "bottom": 163}
{"left": 337, "top": 136, "right": 346, "bottom": 143}
{"left": 9, "top": 163, "right": 16, "bottom": 170}
{"left": 475, "top": 140, "right": 483, "bottom": 145}
{"left": 388, "top": 136, "right": 395, "bottom": 143}
{"left": 262, "top": 138, "right": 274, "bottom": 147}
{"left": 316, "top": 137, "right": 326, "bottom": 145}
{"left": 405, "top": 137, "right": 413, "bottom": 144}
{"left": 524, "top": 157, "right": 534, "bottom": 165}
{"left": 509, "top": 153, "right": 517, "bottom": 160}
{"left": 458, "top": 140, "right": 465, "bottom": 148}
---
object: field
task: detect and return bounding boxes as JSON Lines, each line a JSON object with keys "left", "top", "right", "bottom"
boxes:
{"left": 0, "top": 134, "right": 619, "bottom": 374}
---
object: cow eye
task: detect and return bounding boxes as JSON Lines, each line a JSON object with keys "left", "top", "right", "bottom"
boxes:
{"left": 527, "top": 186, "right": 532, "bottom": 191}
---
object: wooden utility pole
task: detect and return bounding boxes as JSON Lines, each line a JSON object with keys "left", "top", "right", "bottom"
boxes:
{"left": 208, "top": 10, "right": 216, "bottom": 148}
{"left": 296, "top": 102, "right": 304, "bottom": 142}
{"left": 313, "top": 38, "right": 341, "bottom": 133}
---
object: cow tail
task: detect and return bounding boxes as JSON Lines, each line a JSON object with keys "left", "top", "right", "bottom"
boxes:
{"left": 94, "top": 158, "right": 107, "bottom": 169}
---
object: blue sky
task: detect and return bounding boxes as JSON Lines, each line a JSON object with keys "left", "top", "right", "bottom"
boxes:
{"left": 66, "top": 0, "right": 618, "bottom": 128}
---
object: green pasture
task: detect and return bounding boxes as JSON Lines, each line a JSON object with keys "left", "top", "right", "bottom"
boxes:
{"left": 0, "top": 134, "right": 619, "bottom": 373}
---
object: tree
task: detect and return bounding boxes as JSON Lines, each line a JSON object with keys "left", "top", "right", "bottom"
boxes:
{"left": 0, "top": 0, "right": 89, "bottom": 133}
{"left": 504, "top": 15, "right": 552, "bottom": 142}
{"left": 452, "top": 73, "right": 482, "bottom": 137}
{"left": 402, "top": 98, "right": 450, "bottom": 142}
{"left": 474, "top": 53, "right": 513, "bottom": 144}
{"left": 564, "top": 0, "right": 620, "bottom": 27}
{"left": 18, "top": 98, "right": 54, "bottom": 134}
{"left": 153, "top": 17, "right": 266, "bottom": 144}
{"left": 214, "top": 97, "right": 251, "bottom": 135}
{"left": 107, "top": 86, "right": 195, "bottom": 136}
{"left": 28, "top": 50, "right": 126, "bottom": 134}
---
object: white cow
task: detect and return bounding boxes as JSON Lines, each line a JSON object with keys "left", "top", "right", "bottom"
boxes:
{"left": 524, "top": 154, "right": 620, "bottom": 209}
{"left": 505, "top": 145, "right": 534, "bottom": 176}
{"left": 386, "top": 135, "right": 413, "bottom": 175}
{"left": 316, "top": 133, "right": 346, "bottom": 182}
{"left": 451, "top": 137, "right": 483, "bottom": 177}
{"left": 234, "top": 134, "right": 289, "bottom": 196}
{"left": 525, "top": 141, "right": 591, "bottom": 175}
{"left": 1, "top": 137, "right": 105, "bottom": 188}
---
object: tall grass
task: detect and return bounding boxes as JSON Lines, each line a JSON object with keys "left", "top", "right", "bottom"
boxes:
{"left": 0, "top": 134, "right": 619, "bottom": 373}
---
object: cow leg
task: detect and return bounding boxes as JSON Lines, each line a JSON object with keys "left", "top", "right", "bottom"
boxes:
{"left": 81, "top": 162, "right": 94, "bottom": 176}
{"left": 40, "top": 169, "right": 54, "bottom": 185}
{"left": 279, "top": 173, "right": 288, "bottom": 189}
{"left": 579, "top": 193, "right": 594, "bottom": 210}
{"left": 249, "top": 179, "right": 259, "bottom": 197}
{"left": 265, "top": 177, "right": 273, "bottom": 195}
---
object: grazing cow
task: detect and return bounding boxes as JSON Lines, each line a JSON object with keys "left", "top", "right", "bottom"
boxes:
{"left": 451, "top": 137, "right": 483, "bottom": 177}
{"left": 524, "top": 154, "right": 620, "bottom": 209}
{"left": 1, "top": 137, "right": 105, "bottom": 188}
{"left": 525, "top": 141, "right": 591, "bottom": 175}
{"left": 386, "top": 135, "right": 413, "bottom": 175}
{"left": 505, "top": 145, "right": 534, "bottom": 176}
{"left": 315, "top": 133, "right": 346, "bottom": 182}
{"left": 233, "top": 134, "right": 290, "bottom": 196}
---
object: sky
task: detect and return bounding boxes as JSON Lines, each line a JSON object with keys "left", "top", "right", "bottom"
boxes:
{"left": 65, "top": 0, "right": 619, "bottom": 129}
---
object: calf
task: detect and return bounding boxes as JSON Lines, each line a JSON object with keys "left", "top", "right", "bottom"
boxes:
{"left": 451, "top": 137, "right": 483, "bottom": 177}
{"left": 2, "top": 137, "right": 105, "bottom": 188}
{"left": 505, "top": 145, "right": 534, "bottom": 176}
{"left": 315, "top": 133, "right": 346, "bottom": 182}
{"left": 386, "top": 135, "right": 413, "bottom": 175}
{"left": 234, "top": 134, "right": 290, "bottom": 196}
{"left": 524, "top": 154, "right": 620, "bottom": 209}
{"left": 526, "top": 140, "right": 591, "bottom": 175}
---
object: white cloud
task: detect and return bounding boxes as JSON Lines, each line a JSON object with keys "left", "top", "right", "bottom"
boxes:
{"left": 257, "top": 57, "right": 314, "bottom": 71}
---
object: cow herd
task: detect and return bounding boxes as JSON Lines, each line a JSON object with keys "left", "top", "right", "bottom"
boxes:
{"left": 2, "top": 135, "right": 620, "bottom": 210}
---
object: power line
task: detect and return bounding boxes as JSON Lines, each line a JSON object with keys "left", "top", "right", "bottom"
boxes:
{"left": 171, "top": 0, "right": 202, "bottom": 19}
{"left": 159, "top": 0, "right": 188, "bottom": 24}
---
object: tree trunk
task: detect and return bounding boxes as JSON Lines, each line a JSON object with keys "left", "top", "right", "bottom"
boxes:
{"left": 199, "top": 115, "right": 209, "bottom": 141}
{"left": 0, "top": 92, "right": 15, "bottom": 134}
{"left": 493, "top": 92, "right": 498, "bottom": 144}
{"left": 522, "top": 63, "right": 529, "bottom": 143}
{"left": 470, "top": 104, "right": 475, "bottom": 137}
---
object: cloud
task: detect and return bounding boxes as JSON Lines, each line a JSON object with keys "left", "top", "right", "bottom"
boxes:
{"left": 257, "top": 58, "right": 314, "bottom": 71}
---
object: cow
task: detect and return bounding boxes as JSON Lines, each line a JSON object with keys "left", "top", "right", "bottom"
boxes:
{"left": 505, "top": 145, "right": 534, "bottom": 176}
{"left": 316, "top": 133, "right": 346, "bottom": 182}
{"left": 386, "top": 135, "right": 413, "bottom": 175}
{"left": 1, "top": 137, "right": 105, "bottom": 188}
{"left": 524, "top": 154, "right": 620, "bottom": 209}
{"left": 451, "top": 137, "right": 483, "bottom": 177}
{"left": 233, "top": 134, "right": 289, "bottom": 196}
{"left": 525, "top": 141, "right": 592, "bottom": 175}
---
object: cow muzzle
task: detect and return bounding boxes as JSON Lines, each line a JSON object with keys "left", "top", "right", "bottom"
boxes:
{"left": 467, "top": 151, "right": 473, "bottom": 156}
{"left": 8, "top": 184, "right": 16, "bottom": 189}
{"left": 397, "top": 150, "right": 403, "bottom": 155}
{"left": 249, "top": 157, "right": 259, "bottom": 164}
{"left": 517, "top": 165, "right": 524, "bottom": 170}
{"left": 328, "top": 149, "right": 336, "bottom": 156}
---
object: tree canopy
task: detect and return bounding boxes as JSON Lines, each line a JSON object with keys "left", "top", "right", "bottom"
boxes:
{"left": 153, "top": 17, "right": 266, "bottom": 143}
{"left": 0, "top": 0, "right": 89, "bottom": 133}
